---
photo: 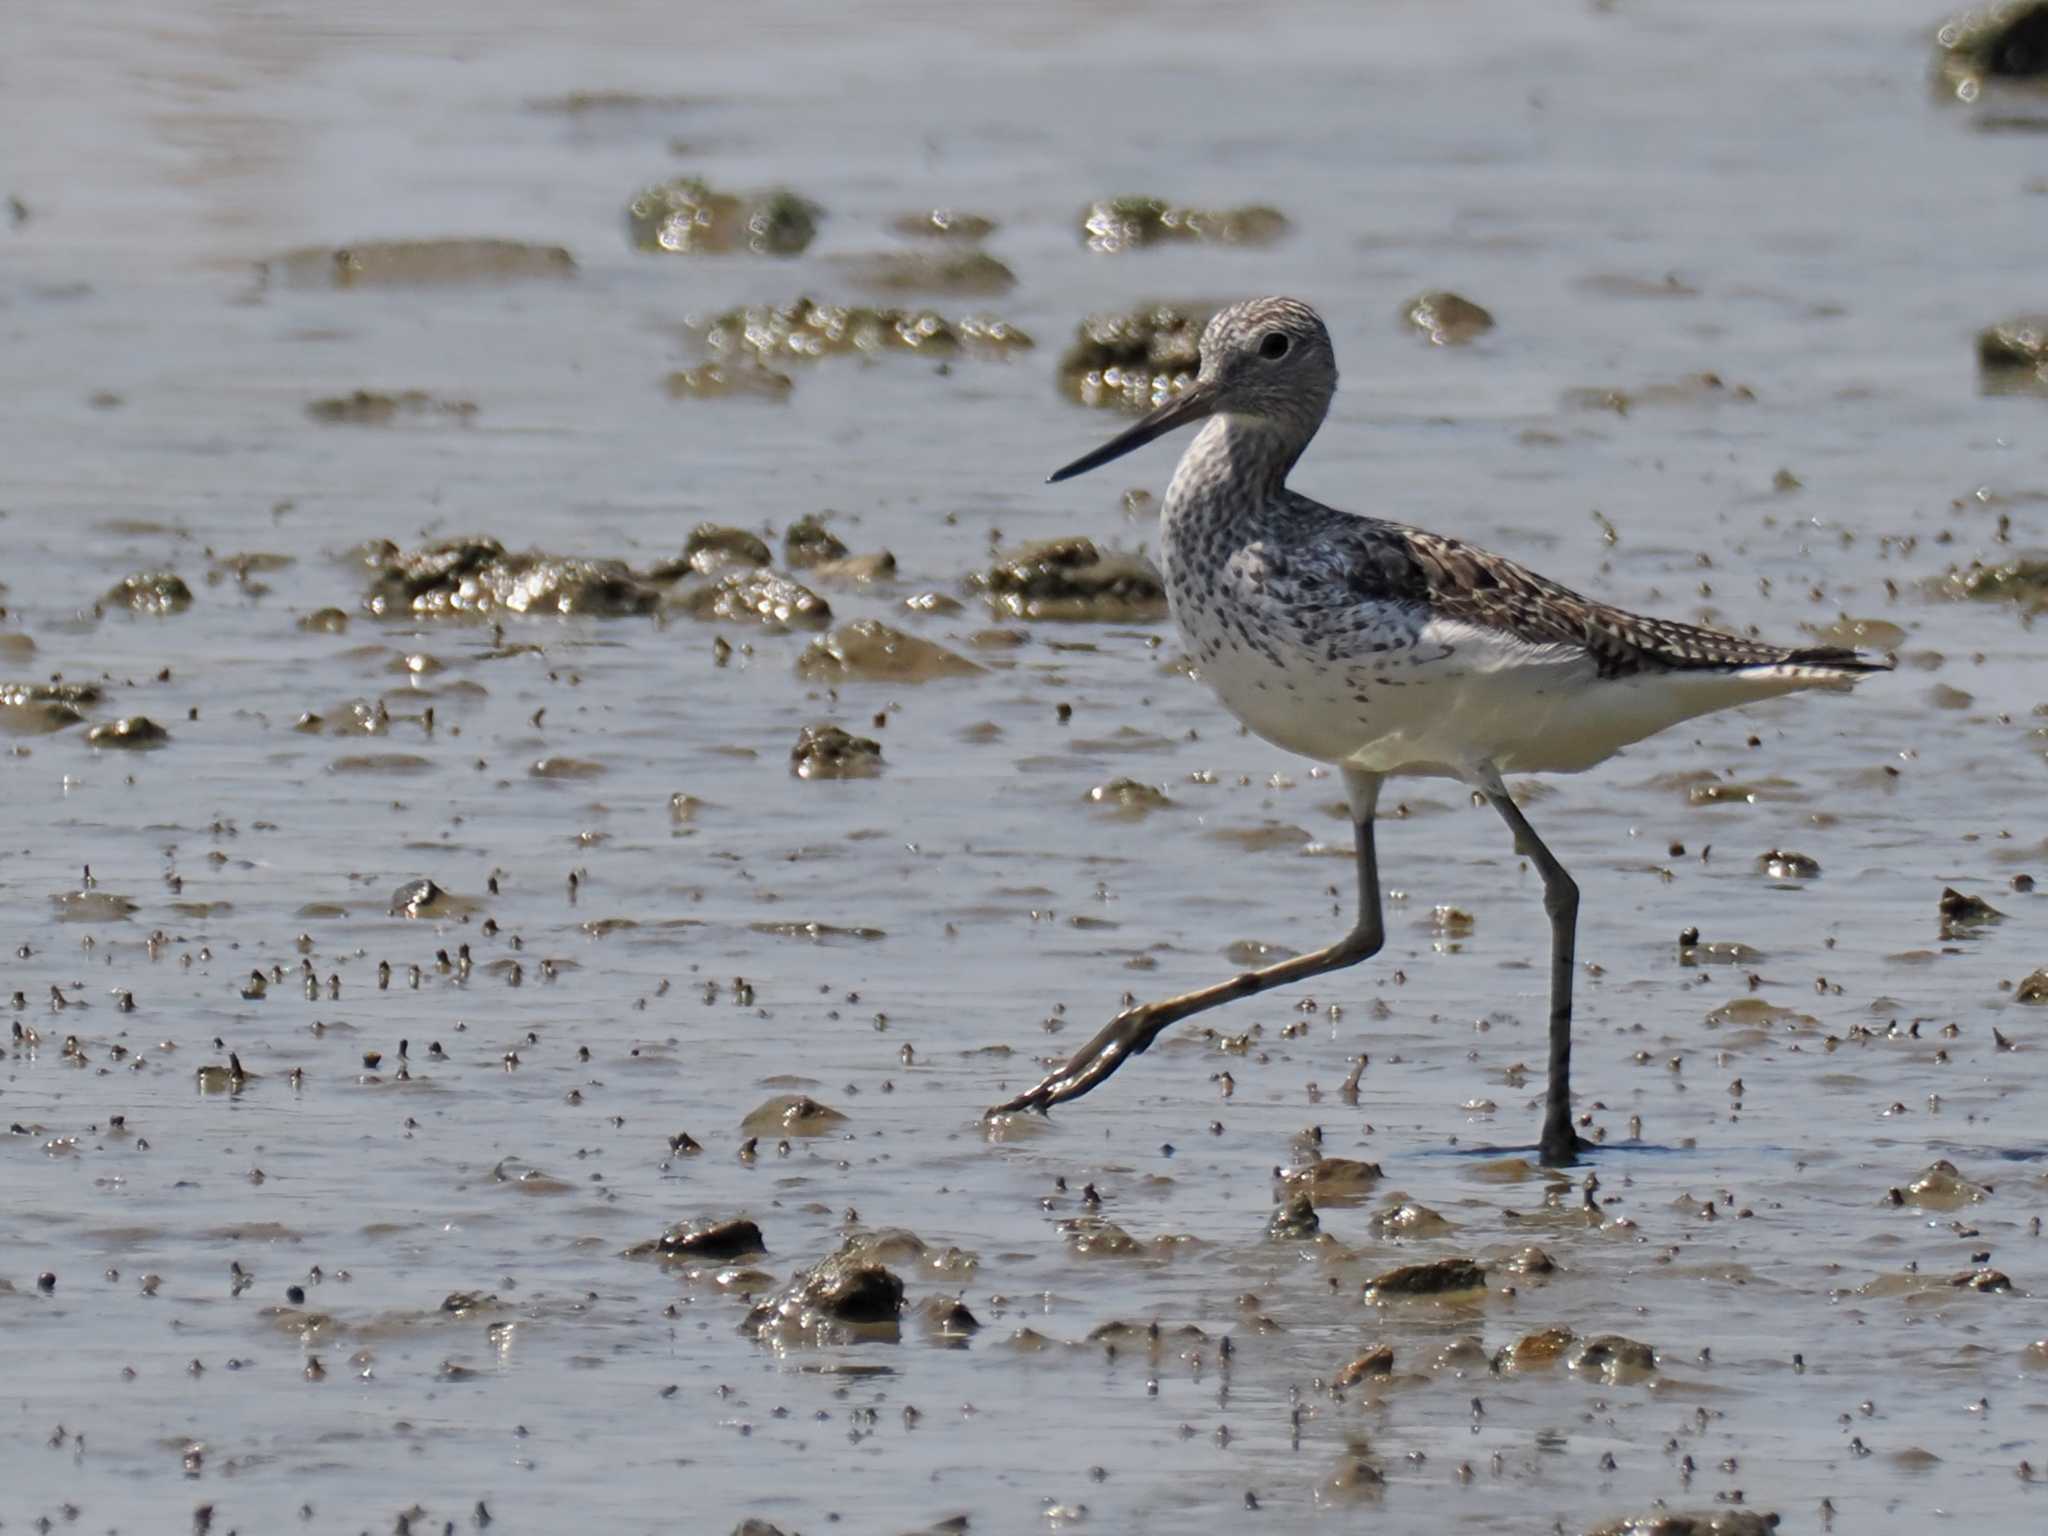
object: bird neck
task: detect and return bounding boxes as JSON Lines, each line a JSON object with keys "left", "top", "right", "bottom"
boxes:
{"left": 1171, "top": 413, "right": 1305, "bottom": 510}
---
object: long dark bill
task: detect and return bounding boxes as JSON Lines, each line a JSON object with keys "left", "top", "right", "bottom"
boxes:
{"left": 1047, "top": 378, "right": 1217, "bottom": 484}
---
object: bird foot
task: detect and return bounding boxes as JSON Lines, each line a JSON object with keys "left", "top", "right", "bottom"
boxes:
{"left": 985, "top": 1006, "right": 1157, "bottom": 1118}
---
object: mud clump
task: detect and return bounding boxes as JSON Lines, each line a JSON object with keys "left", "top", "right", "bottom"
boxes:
{"left": 1570, "top": 1334, "right": 1658, "bottom": 1383}
{"left": 306, "top": 390, "right": 477, "bottom": 425}
{"left": 86, "top": 717, "right": 169, "bottom": 750}
{"left": 703, "top": 298, "right": 1031, "bottom": 366}
{"left": 1977, "top": 315, "right": 2048, "bottom": 393}
{"left": 1499, "top": 1325, "right": 1576, "bottom": 1370}
{"left": 1333, "top": 1343, "right": 1395, "bottom": 1386}
{"left": 1266, "top": 1192, "right": 1321, "bottom": 1241}
{"left": 1276, "top": 1157, "right": 1385, "bottom": 1207}
{"left": 676, "top": 569, "right": 830, "bottom": 631}
{"left": 740, "top": 1094, "right": 849, "bottom": 1135}
{"left": 1937, "top": 4, "right": 2048, "bottom": 98}
{"left": 626, "top": 1218, "right": 767, "bottom": 1263}
{"left": 790, "top": 724, "right": 883, "bottom": 780}
{"left": 264, "top": 239, "right": 575, "bottom": 288}
{"left": 105, "top": 571, "right": 193, "bottom": 615}
{"left": 672, "top": 524, "right": 772, "bottom": 576}
{"left": 1086, "top": 777, "right": 1173, "bottom": 816}
{"left": 837, "top": 249, "right": 1016, "bottom": 297}
{"left": 1757, "top": 849, "right": 1821, "bottom": 880}
{"left": 968, "top": 537, "right": 1167, "bottom": 623}
{"left": 627, "top": 177, "right": 820, "bottom": 256}
{"left": 1079, "top": 197, "right": 1287, "bottom": 253}
{"left": 891, "top": 209, "right": 997, "bottom": 241}
{"left": 1585, "top": 1515, "right": 1779, "bottom": 1536}
{"left": 783, "top": 515, "right": 848, "bottom": 568}
{"left": 795, "top": 620, "right": 982, "bottom": 684}
{"left": 1940, "top": 887, "right": 2005, "bottom": 935}
{"left": 1935, "top": 555, "right": 2048, "bottom": 609}
{"left": 1889, "top": 1158, "right": 1992, "bottom": 1211}
{"left": 664, "top": 361, "right": 794, "bottom": 401}
{"left": 1057, "top": 303, "right": 1212, "bottom": 412}
{"left": 364, "top": 538, "right": 662, "bottom": 620}
{"left": 743, "top": 1240, "right": 904, "bottom": 1346}
{"left": 1402, "top": 291, "right": 1494, "bottom": 346}
{"left": 2018, "top": 968, "right": 2048, "bottom": 1003}
{"left": 1, "top": 681, "right": 98, "bottom": 735}
{"left": 1364, "top": 1258, "right": 1486, "bottom": 1299}
{"left": 389, "top": 878, "right": 466, "bottom": 918}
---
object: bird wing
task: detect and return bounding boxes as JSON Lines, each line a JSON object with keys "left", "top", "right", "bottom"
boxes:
{"left": 1248, "top": 510, "right": 1886, "bottom": 680}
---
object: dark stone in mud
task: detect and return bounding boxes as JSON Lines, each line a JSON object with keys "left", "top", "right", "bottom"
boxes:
{"left": 364, "top": 538, "right": 662, "bottom": 619}
{"left": 1333, "top": 1343, "right": 1394, "bottom": 1386}
{"left": 795, "top": 620, "right": 982, "bottom": 684}
{"left": 1586, "top": 1514, "right": 1779, "bottom": 1536}
{"left": 665, "top": 361, "right": 794, "bottom": 401}
{"left": 703, "top": 298, "right": 1031, "bottom": 365}
{"left": 1571, "top": 1334, "right": 1659, "bottom": 1381}
{"left": 105, "top": 570, "right": 193, "bottom": 615}
{"left": 628, "top": 1217, "right": 767, "bottom": 1263}
{"left": 1370, "top": 1200, "right": 1455, "bottom": 1239}
{"left": 1364, "top": 1258, "right": 1486, "bottom": 1298}
{"left": 742, "top": 1241, "right": 905, "bottom": 1343}
{"left": 1938, "top": 4, "right": 2048, "bottom": 96}
{"left": 674, "top": 524, "right": 772, "bottom": 575}
{"left": 675, "top": 568, "right": 830, "bottom": 630}
{"left": 306, "top": 390, "right": 477, "bottom": 425}
{"left": 783, "top": 515, "right": 848, "bottom": 568}
{"left": 1267, "top": 1192, "right": 1321, "bottom": 1241}
{"left": 264, "top": 239, "right": 576, "bottom": 288}
{"left": 1057, "top": 303, "right": 1212, "bottom": 412}
{"left": 439, "top": 1290, "right": 499, "bottom": 1314}
{"left": 86, "top": 717, "right": 169, "bottom": 749}
{"left": 627, "top": 176, "right": 821, "bottom": 256}
{"left": 1317, "top": 1450, "right": 1387, "bottom": 1504}
{"left": 809, "top": 551, "right": 897, "bottom": 586}
{"left": 968, "top": 537, "right": 1167, "bottom": 622}
{"left": 740, "top": 1094, "right": 849, "bottom": 1135}
{"left": 732, "top": 1523, "right": 794, "bottom": 1536}
{"left": 1931, "top": 556, "right": 2048, "bottom": 608}
{"left": 1079, "top": 196, "right": 1287, "bottom": 253}
{"left": 297, "top": 607, "right": 350, "bottom": 634}
{"left": 2016, "top": 968, "right": 2048, "bottom": 1003}
{"left": 837, "top": 248, "right": 1016, "bottom": 297}
{"left": 790, "top": 724, "right": 882, "bottom": 780}
{"left": 1402, "top": 291, "right": 1494, "bottom": 346}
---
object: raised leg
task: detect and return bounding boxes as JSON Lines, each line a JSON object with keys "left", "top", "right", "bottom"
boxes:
{"left": 1481, "top": 781, "right": 1588, "bottom": 1166}
{"left": 988, "top": 769, "right": 1386, "bottom": 1116}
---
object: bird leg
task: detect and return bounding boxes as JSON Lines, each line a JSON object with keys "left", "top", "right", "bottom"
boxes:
{"left": 1482, "top": 785, "right": 1588, "bottom": 1166}
{"left": 988, "top": 770, "right": 1385, "bottom": 1116}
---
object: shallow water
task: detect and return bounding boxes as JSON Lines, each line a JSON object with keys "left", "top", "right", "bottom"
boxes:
{"left": 3, "top": 1, "right": 2046, "bottom": 1532}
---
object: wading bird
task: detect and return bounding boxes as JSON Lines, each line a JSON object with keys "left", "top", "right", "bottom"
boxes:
{"left": 990, "top": 297, "right": 1889, "bottom": 1163}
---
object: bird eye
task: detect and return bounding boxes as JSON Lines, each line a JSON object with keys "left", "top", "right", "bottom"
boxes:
{"left": 1259, "top": 331, "right": 1291, "bottom": 360}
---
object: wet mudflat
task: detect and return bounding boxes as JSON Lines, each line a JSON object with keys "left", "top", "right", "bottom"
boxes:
{"left": 3, "top": 1, "right": 2047, "bottom": 1532}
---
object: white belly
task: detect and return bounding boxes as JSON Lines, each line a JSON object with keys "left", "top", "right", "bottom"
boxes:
{"left": 1179, "top": 605, "right": 1830, "bottom": 780}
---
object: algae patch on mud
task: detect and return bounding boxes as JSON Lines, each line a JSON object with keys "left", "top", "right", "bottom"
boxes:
{"left": 626, "top": 177, "right": 821, "bottom": 256}
{"left": 361, "top": 538, "right": 663, "bottom": 620}
{"left": 1057, "top": 303, "right": 1214, "bottom": 413}
{"left": 264, "top": 239, "right": 575, "bottom": 288}
{"left": 1079, "top": 197, "right": 1288, "bottom": 253}
{"left": 968, "top": 537, "right": 1167, "bottom": 623}
{"left": 701, "top": 299, "right": 1031, "bottom": 366}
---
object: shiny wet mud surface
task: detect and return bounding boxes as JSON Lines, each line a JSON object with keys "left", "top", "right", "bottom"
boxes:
{"left": 4, "top": 2, "right": 2047, "bottom": 1532}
